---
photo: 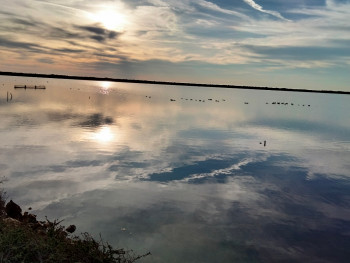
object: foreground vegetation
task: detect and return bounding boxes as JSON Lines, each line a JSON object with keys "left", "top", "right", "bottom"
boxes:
{"left": 0, "top": 186, "right": 150, "bottom": 263}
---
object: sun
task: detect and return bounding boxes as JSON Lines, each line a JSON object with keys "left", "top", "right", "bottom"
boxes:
{"left": 89, "top": 8, "right": 128, "bottom": 31}
{"left": 97, "top": 10, "right": 127, "bottom": 30}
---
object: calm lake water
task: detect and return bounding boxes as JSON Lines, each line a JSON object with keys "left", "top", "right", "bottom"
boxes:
{"left": 1, "top": 76, "right": 350, "bottom": 262}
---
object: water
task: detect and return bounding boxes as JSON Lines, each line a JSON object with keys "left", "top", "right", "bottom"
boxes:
{"left": 1, "top": 76, "right": 350, "bottom": 262}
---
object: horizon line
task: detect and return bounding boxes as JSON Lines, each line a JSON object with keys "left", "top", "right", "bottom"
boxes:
{"left": 0, "top": 71, "right": 349, "bottom": 95}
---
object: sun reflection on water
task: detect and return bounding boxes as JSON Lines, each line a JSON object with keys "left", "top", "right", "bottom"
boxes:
{"left": 99, "top": 81, "right": 111, "bottom": 95}
{"left": 91, "top": 126, "right": 115, "bottom": 143}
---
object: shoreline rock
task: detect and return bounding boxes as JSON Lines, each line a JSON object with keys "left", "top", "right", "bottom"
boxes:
{"left": 2, "top": 199, "right": 76, "bottom": 236}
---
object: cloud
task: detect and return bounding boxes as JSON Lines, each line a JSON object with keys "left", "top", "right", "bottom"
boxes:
{"left": 242, "top": 45, "right": 350, "bottom": 62}
{"left": 32, "top": 0, "right": 87, "bottom": 14}
{"left": 53, "top": 47, "right": 85, "bottom": 54}
{"left": 243, "top": 0, "right": 289, "bottom": 20}
{"left": 196, "top": 0, "right": 249, "bottom": 20}
{"left": 10, "top": 17, "right": 37, "bottom": 26}
{"left": 47, "top": 24, "right": 122, "bottom": 43}
{"left": 0, "top": 36, "right": 43, "bottom": 52}
{"left": 48, "top": 26, "right": 82, "bottom": 39}
{"left": 37, "top": 58, "right": 54, "bottom": 64}
{"left": 0, "top": 0, "right": 350, "bottom": 90}
{"left": 77, "top": 25, "right": 121, "bottom": 42}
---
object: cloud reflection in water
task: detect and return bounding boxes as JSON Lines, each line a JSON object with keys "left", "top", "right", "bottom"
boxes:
{"left": 1, "top": 77, "right": 350, "bottom": 262}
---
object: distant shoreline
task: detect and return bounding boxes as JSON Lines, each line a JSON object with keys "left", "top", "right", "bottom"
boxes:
{"left": 1, "top": 71, "right": 349, "bottom": 95}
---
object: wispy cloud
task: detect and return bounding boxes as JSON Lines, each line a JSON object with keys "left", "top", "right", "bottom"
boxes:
{"left": 243, "top": 0, "right": 289, "bottom": 21}
{"left": 33, "top": 0, "right": 89, "bottom": 15}
{"left": 0, "top": 0, "right": 349, "bottom": 89}
{"left": 77, "top": 25, "right": 121, "bottom": 42}
{"left": 197, "top": 0, "right": 249, "bottom": 20}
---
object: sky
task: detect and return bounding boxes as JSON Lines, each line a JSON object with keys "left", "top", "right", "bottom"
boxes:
{"left": 0, "top": 0, "right": 350, "bottom": 91}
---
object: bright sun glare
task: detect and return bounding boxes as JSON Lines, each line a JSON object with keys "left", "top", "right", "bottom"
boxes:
{"left": 101, "top": 81, "right": 111, "bottom": 89}
{"left": 92, "top": 126, "right": 114, "bottom": 143}
{"left": 90, "top": 8, "right": 127, "bottom": 31}
{"left": 100, "top": 81, "right": 111, "bottom": 95}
